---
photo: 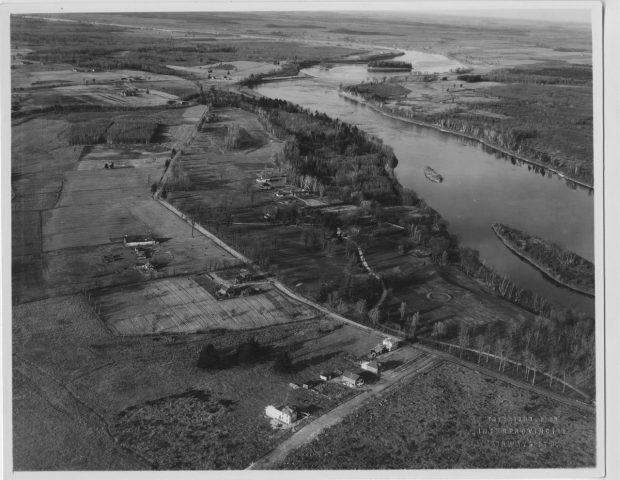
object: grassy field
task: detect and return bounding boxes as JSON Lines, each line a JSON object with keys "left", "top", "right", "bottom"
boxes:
{"left": 278, "top": 363, "right": 595, "bottom": 469}
{"left": 11, "top": 104, "right": 243, "bottom": 303}
{"left": 13, "top": 293, "right": 384, "bottom": 470}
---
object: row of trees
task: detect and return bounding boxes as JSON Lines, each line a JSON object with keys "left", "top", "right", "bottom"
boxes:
{"left": 429, "top": 307, "right": 595, "bottom": 396}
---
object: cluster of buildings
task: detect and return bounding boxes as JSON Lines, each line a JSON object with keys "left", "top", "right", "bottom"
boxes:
{"left": 265, "top": 337, "right": 399, "bottom": 426}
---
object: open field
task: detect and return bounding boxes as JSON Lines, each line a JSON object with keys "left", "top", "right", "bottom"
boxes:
{"left": 92, "top": 276, "right": 320, "bottom": 334}
{"left": 12, "top": 63, "right": 199, "bottom": 112}
{"left": 279, "top": 362, "right": 595, "bottom": 469}
{"left": 13, "top": 292, "right": 388, "bottom": 470}
{"left": 13, "top": 82, "right": 182, "bottom": 111}
{"left": 11, "top": 104, "right": 244, "bottom": 303}
{"left": 168, "top": 60, "right": 282, "bottom": 83}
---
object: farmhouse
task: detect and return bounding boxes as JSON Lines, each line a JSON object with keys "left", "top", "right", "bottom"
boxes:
{"left": 265, "top": 405, "right": 298, "bottom": 425}
{"left": 123, "top": 234, "right": 158, "bottom": 248}
{"left": 342, "top": 371, "right": 365, "bottom": 388}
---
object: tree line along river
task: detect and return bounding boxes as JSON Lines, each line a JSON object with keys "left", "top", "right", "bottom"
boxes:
{"left": 254, "top": 55, "right": 594, "bottom": 314}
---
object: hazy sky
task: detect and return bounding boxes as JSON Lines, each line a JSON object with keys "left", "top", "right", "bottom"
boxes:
{"left": 349, "top": 7, "right": 593, "bottom": 25}
{"left": 422, "top": 8, "right": 591, "bottom": 23}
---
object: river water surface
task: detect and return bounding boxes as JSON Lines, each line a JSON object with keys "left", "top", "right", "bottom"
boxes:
{"left": 255, "top": 57, "right": 594, "bottom": 314}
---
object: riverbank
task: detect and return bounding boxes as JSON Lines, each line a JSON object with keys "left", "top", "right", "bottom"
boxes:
{"left": 491, "top": 223, "right": 594, "bottom": 297}
{"left": 338, "top": 90, "right": 594, "bottom": 190}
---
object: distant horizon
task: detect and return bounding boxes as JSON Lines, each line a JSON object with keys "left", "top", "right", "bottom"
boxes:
{"left": 27, "top": 7, "right": 593, "bottom": 26}
{"left": 344, "top": 8, "right": 592, "bottom": 25}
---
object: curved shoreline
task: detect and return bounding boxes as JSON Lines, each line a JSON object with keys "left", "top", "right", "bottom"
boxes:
{"left": 338, "top": 91, "right": 594, "bottom": 191}
{"left": 491, "top": 224, "right": 594, "bottom": 297}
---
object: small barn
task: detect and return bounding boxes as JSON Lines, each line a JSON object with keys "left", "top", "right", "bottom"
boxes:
{"left": 342, "top": 371, "right": 365, "bottom": 388}
{"left": 265, "top": 405, "right": 298, "bottom": 425}
{"left": 123, "top": 234, "right": 157, "bottom": 248}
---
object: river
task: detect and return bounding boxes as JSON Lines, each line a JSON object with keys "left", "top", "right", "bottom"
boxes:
{"left": 254, "top": 56, "right": 594, "bottom": 314}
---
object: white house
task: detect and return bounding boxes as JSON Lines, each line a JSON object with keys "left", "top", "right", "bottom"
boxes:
{"left": 265, "top": 405, "right": 298, "bottom": 425}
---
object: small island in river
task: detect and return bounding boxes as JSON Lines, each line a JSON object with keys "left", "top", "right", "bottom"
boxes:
{"left": 492, "top": 223, "right": 594, "bottom": 296}
{"left": 367, "top": 60, "right": 413, "bottom": 72}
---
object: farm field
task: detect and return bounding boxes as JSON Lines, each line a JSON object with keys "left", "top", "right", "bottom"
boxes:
{"left": 91, "top": 275, "right": 320, "bottom": 334}
{"left": 278, "top": 362, "right": 596, "bottom": 469}
{"left": 11, "top": 103, "right": 243, "bottom": 303}
{"left": 12, "top": 65, "right": 200, "bottom": 112}
{"left": 13, "top": 293, "right": 387, "bottom": 470}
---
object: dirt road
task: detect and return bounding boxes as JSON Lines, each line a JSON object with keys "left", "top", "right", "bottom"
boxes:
{"left": 247, "top": 350, "right": 442, "bottom": 470}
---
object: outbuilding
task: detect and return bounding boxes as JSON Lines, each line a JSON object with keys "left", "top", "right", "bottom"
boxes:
{"left": 123, "top": 234, "right": 157, "bottom": 248}
{"left": 342, "top": 371, "right": 365, "bottom": 388}
{"left": 360, "top": 360, "right": 380, "bottom": 375}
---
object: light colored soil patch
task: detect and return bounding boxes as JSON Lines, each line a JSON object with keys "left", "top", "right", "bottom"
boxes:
{"left": 55, "top": 84, "right": 178, "bottom": 107}
{"left": 12, "top": 68, "right": 183, "bottom": 89}
{"left": 168, "top": 60, "right": 278, "bottom": 81}
{"left": 93, "top": 276, "right": 320, "bottom": 335}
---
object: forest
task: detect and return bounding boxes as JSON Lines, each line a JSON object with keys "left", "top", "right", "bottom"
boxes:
{"left": 204, "top": 89, "right": 402, "bottom": 205}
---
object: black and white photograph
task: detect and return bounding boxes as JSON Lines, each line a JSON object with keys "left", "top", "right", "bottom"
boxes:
{"left": 2, "top": 1, "right": 615, "bottom": 477}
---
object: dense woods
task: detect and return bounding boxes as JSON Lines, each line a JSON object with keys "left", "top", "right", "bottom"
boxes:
{"left": 204, "top": 89, "right": 402, "bottom": 205}
{"left": 485, "top": 64, "right": 592, "bottom": 85}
